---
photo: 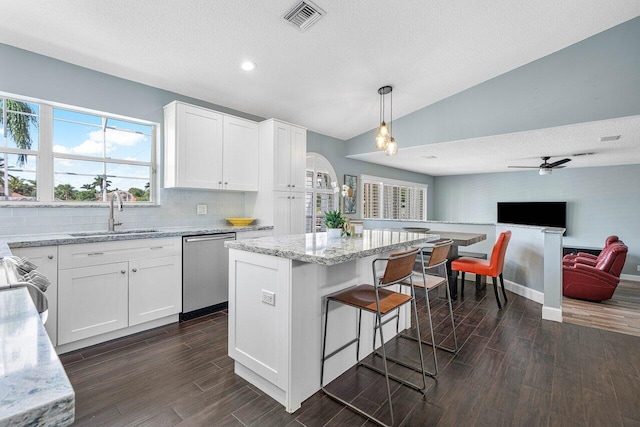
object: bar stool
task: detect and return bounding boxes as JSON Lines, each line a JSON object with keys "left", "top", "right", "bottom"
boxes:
{"left": 389, "top": 239, "right": 458, "bottom": 377}
{"left": 320, "top": 247, "right": 427, "bottom": 427}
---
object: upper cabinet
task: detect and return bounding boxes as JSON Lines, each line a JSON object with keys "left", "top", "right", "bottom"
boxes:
{"left": 272, "top": 121, "right": 307, "bottom": 192}
{"left": 164, "top": 101, "right": 259, "bottom": 191}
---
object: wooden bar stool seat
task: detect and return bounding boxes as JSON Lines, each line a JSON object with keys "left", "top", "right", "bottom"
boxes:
{"left": 328, "top": 284, "right": 412, "bottom": 314}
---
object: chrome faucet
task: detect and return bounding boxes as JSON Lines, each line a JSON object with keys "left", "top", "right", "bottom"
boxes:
{"left": 108, "top": 192, "right": 124, "bottom": 231}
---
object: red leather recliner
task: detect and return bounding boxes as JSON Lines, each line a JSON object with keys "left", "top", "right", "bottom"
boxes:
{"left": 562, "top": 235, "right": 620, "bottom": 267}
{"left": 562, "top": 242, "right": 628, "bottom": 302}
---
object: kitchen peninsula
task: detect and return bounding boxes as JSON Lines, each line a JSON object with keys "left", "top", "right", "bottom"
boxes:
{"left": 225, "top": 229, "right": 438, "bottom": 412}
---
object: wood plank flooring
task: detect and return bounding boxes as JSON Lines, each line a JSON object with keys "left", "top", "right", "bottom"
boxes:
{"left": 62, "top": 282, "right": 640, "bottom": 426}
{"left": 563, "top": 279, "right": 640, "bottom": 337}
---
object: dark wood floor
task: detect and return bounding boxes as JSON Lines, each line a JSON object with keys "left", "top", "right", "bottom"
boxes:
{"left": 61, "top": 282, "right": 640, "bottom": 426}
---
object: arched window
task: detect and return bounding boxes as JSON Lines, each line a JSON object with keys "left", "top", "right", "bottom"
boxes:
{"left": 305, "top": 153, "right": 338, "bottom": 232}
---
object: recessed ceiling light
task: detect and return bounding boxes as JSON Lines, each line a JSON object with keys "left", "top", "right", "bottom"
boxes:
{"left": 422, "top": 155, "right": 437, "bottom": 159}
{"left": 240, "top": 61, "right": 256, "bottom": 71}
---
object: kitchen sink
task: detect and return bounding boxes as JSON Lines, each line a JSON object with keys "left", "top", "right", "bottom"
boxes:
{"left": 69, "top": 229, "right": 159, "bottom": 237}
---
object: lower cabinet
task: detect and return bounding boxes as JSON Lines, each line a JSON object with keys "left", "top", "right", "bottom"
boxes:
{"left": 58, "top": 262, "right": 129, "bottom": 345}
{"left": 57, "top": 238, "right": 182, "bottom": 346}
{"left": 129, "top": 256, "right": 181, "bottom": 326}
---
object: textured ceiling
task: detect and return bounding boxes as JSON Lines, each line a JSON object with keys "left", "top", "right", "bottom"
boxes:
{"left": 347, "top": 115, "right": 640, "bottom": 176}
{"left": 1, "top": 0, "right": 639, "bottom": 142}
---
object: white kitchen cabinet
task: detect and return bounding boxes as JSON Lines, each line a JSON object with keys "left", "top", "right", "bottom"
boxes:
{"left": 11, "top": 246, "right": 59, "bottom": 346}
{"left": 129, "top": 255, "right": 181, "bottom": 326}
{"left": 247, "top": 119, "right": 307, "bottom": 235}
{"left": 236, "top": 229, "right": 274, "bottom": 239}
{"left": 164, "top": 101, "right": 259, "bottom": 191}
{"left": 273, "top": 121, "right": 307, "bottom": 192}
{"left": 58, "top": 262, "right": 129, "bottom": 345}
{"left": 274, "top": 192, "right": 306, "bottom": 235}
{"left": 58, "top": 238, "right": 181, "bottom": 347}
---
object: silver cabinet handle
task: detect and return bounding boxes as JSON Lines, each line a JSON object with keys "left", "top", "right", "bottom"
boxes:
{"left": 224, "top": 182, "right": 228, "bottom": 185}
{"left": 150, "top": 246, "right": 163, "bottom": 250}
{"left": 291, "top": 184, "right": 296, "bottom": 188}
{"left": 287, "top": 184, "right": 291, "bottom": 187}
{"left": 184, "top": 234, "right": 235, "bottom": 243}
{"left": 287, "top": 196, "right": 291, "bottom": 199}
{"left": 218, "top": 181, "right": 222, "bottom": 184}
{"left": 292, "top": 196, "right": 296, "bottom": 199}
{"left": 88, "top": 252, "right": 104, "bottom": 256}
{"left": 132, "top": 268, "right": 138, "bottom": 273}
{"left": 47, "top": 255, "right": 54, "bottom": 260}
{"left": 120, "top": 270, "right": 126, "bottom": 274}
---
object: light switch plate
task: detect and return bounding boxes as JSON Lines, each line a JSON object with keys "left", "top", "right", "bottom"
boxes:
{"left": 196, "top": 204, "right": 207, "bottom": 215}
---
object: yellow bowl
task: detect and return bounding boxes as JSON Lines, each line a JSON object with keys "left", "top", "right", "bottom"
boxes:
{"left": 226, "top": 217, "right": 256, "bottom": 226}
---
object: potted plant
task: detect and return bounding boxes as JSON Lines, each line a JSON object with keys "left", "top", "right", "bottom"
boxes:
{"left": 324, "top": 209, "right": 350, "bottom": 238}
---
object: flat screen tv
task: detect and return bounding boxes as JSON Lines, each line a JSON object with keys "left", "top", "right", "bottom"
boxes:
{"left": 497, "top": 202, "right": 567, "bottom": 232}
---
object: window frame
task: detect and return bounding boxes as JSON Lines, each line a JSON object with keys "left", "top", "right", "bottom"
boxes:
{"left": 359, "top": 174, "right": 428, "bottom": 221}
{"left": 305, "top": 153, "right": 339, "bottom": 233}
{"left": 0, "top": 91, "right": 159, "bottom": 206}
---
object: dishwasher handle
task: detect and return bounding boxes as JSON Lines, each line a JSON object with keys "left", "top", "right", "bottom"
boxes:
{"left": 184, "top": 233, "right": 236, "bottom": 243}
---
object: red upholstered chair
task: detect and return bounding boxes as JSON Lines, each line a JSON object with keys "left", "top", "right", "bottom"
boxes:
{"left": 563, "top": 242, "right": 628, "bottom": 301}
{"left": 562, "top": 235, "right": 620, "bottom": 267}
{"left": 451, "top": 231, "right": 512, "bottom": 310}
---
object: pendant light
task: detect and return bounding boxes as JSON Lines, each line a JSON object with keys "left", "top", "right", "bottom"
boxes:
{"left": 374, "top": 85, "right": 398, "bottom": 156}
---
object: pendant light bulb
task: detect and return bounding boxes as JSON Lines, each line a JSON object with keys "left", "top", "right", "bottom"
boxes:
{"left": 385, "top": 137, "right": 398, "bottom": 156}
{"left": 375, "top": 133, "right": 388, "bottom": 150}
{"left": 378, "top": 121, "right": 389, "bottom": 136}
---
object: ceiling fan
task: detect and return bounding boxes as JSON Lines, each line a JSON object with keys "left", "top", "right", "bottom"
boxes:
{"left": 508, "top": 156, "right": 571, "bottom": 175}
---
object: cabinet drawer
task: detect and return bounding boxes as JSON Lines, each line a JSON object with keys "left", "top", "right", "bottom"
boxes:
{"left": 59, "top": 238, "right": 180, "bottom": 269}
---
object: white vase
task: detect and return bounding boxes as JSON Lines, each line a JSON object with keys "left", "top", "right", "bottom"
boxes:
{"left": 327, "top": 228, "right": 342, "bottom": 239}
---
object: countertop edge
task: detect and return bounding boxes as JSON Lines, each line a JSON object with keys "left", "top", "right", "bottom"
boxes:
{"left": 226, "top": 233, "right": 440, "bottom": 266}
{"left": 0, "top": 225, "right": 274, "bottom": 256}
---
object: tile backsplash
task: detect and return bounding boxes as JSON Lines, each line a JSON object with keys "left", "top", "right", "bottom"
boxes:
{"left": 0, "top": 188, "right": 246, "bottom": 236}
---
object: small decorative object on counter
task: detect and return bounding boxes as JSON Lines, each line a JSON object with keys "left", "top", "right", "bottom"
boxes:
{"left": 324, "top": 210, "right": 350, "bottom": 238}
{"left": 349, "top": 220, "right": 364, "bottom": 237}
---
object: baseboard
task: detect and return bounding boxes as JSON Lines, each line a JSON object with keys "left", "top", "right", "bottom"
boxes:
{"left": 503, "top": 280, "right": 545, "bottom": 305}
{"left": 542, "top": 306, "right": 563, "bottom": 323}
{"left": 621, "top": 274, "right": 640, "bottom": 282}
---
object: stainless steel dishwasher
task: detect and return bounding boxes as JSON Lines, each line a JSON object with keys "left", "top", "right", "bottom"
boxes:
{"left": 181, "top": 233, "right": 236, "bottom": 320}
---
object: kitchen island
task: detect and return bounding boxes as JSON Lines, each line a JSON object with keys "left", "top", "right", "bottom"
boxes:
{"left": 225, "top": 229, "right": 438, "bottom": 412}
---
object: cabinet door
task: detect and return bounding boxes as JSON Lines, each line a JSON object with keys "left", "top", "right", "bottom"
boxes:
{"left": 290, "top": 193, "right": 307, "bottom": 235}
{"left": 58, "top": 262, "right": 129, "bottom": 345}
{"left": 177, "top": 104, "right": 223, "bottom": 189}
{"left": 129, "top": 256, "right": 181, "bottom": 326}
{"left": 273, "top": 122, "right": 292, "bottom": 192}
{"left": 290, "top": 125, "right": 307, "bottom": 192}
{"left": 274, "top": 192, "right": 292, "bottom": 236}
{"left": 223, "top": 116, "right": 259, "bottom": 191}
{"left": 11, "top": 246, "right": 59, "bottom": 346}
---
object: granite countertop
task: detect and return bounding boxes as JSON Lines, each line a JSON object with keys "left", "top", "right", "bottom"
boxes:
{"left": 0, "top": 287, "right": 74, "bottom": 426}
{"left": 225, "top": 229, "right": 440, "bottom": 266}
{"left": 0, "top": 225, "right": 273, "bottom": 257}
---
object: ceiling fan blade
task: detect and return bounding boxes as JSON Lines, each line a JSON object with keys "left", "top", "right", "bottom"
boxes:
{"left": 548, "top": 158, "right": 571, "bottom": 168}
{"left": 508, "top": 166, "right": 539, "bottom": 169}
{"left": 554, "top": 165, "right": 566, "bottom": 169}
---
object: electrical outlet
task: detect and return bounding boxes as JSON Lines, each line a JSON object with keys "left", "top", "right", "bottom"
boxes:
{"left": 262, "top": 290, "right": 275, "bottom": 306}
{"left": 196, "top": 204, "right": 207, "bottom": 215}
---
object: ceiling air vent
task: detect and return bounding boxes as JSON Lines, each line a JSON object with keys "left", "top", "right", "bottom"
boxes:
{"left": 284, "top": 1, "right": 325, "bottom": 32}
{"left": 599, "top": 135, "right": 621, "bottom": 142}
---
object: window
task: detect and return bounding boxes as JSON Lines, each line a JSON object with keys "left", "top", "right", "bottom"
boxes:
{"left": 0, "top": 92, "right": 157, "bottom": 203}
{"left": 0, "top": 97, "right": 39, "bottom": 201}
{"left": 361, "top": 174, "right": 427, "bottom": 220}
{"left": 305, "top": 153, "right": 338, "bottom": 232}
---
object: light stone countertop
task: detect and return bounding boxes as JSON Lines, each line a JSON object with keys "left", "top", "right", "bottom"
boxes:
{"left": 0, "top": 225, "right": 273, "bottom": 257}
{"left": 225, "top": 229, "right": 440, "bottom": 266}
{"left": 0, "top": 287, "right": 74, "bottom": 426}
